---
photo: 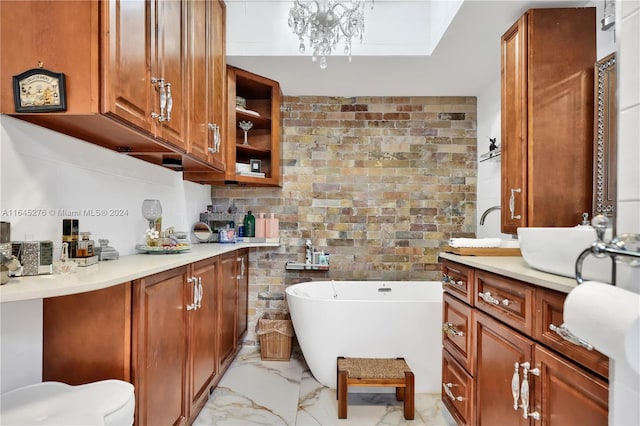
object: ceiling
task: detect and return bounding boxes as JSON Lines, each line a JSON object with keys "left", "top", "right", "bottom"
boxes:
{"left": 225, "top": 0, "right": 586, "bottom": 96}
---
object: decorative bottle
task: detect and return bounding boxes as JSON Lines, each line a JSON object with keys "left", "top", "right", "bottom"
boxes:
{"left": 244, "top": 211, "right": 255, "bottom": 237}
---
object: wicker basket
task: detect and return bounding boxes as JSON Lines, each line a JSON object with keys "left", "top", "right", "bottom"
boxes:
{"left": 257, "top": 311, "right": 293, "bottom": 361}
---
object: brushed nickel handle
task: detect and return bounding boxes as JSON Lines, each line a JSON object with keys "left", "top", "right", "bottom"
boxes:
{"left": 520, "top": 362, "right": 541, "bottom": 421}
{"left": 479, "top": 291, "right": 510, "bottom": 306}
{"left": 442, "top": 322, "right": 464, "bottom": 337}
{"left": 442, "top": 274, "right": 464, "bottom": 287}
{"left": 207, "top": 123, "right": 221, "bottom": 153}
{"left": 511, "top": 362, "right": 520, "bottom": 410}
{"left": 509, "top": 188, "right": 522, "bottom": 220}
{"left": 442, "top": 383, "right": 464, "bottom": 402}
{"left": 165, "top": 82, "right": 173, "bottom": 122}
{"left": 151, "top": 77, "right": 166, "bottom": 122}
{"left": 187, "top": 276, "right": 198, "bottom": 311}
{"left": 549, "top": 323, "right": 594, "bottom": 351}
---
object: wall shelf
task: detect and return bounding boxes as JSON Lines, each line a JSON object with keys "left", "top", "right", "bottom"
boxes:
{"left": 285, "top": 261, "right": 329, "bottom": 271}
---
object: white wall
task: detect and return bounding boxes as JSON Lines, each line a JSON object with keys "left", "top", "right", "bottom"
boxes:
{"left": 0, "top": 115, "right": 212, "bottom": 392}
{"left": 611, "top": 1, "right": 640, "bottom": 424}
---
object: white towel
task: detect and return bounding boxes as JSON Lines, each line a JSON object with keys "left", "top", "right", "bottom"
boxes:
{"left": 449, "top": 238, "right": 501, "bottom": 248}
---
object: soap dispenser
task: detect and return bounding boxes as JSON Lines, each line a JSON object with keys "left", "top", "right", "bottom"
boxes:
{"left": 255, "top": 213, "right": 266, "bottom": 238}
{"left": 266, "top": 213, "right": 279, "bottom": 238}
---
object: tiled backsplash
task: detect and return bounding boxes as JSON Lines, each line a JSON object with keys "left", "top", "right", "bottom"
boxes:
{"left": 212, "top": 96, "right": 477, "bottom": 343}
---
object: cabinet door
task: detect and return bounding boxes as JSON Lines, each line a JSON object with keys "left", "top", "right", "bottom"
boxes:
{"left": 236, "top": 249, "right": 249, "bottom": 341}
{"left": 534, "top": 345, "right": 608, "bottom": 426}
{"left": 500, "top": 14, "right": 528, "bottom": 234}
{"left": 219, "top": 252, "right": 238, "bottom": 368}
{"left": 134, "top": 267, "right": 189, "bottom": 426}
{"left": 102, "top": 0, "right": 153, "bottom": 133}
{"left": 154, "top": 0, "right": 186, "bottom": 149}
{"left": 188, "top": 258, "right": 219, "bottom": 421}
{"left": 186, "top": 0, "right": 224, "bottom": 169}
{"left": 475, "top": 311, "right": 534, "bottom": 426}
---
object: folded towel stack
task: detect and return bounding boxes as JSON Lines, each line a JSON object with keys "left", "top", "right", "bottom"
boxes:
{"left": 449, "top": 238, "right": 502, "bottom": 248}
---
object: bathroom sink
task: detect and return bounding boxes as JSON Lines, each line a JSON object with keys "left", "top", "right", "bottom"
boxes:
{"left": 517, "top": 226, "right": 613, "bottom": 283}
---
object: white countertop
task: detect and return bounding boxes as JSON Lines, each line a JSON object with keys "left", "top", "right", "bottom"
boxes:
{"left": 0, "top": 242, "right": 278, "bottom": 303}
{"left": 439, "top": 252, "right": 579, "bottom": 293}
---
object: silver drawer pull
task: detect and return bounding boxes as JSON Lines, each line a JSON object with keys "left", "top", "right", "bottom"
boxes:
{"left": 549, "top": 323, "right": 594, "bottom": 351}
{"left": 478, "top": 291, "right": 510, "bottom": 306}
{"left": 442, "top": 274, "right": 464, "bottom": 287}
{"left": 442, "top": 383, "right": 464, "bottom": 402}
{"left": 442, "top": 322, "right": 464, "bottom": 337}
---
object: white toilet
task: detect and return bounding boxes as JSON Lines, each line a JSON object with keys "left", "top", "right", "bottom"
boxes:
{"left": 0, "top": 380, "right": 135, "bottom": 425}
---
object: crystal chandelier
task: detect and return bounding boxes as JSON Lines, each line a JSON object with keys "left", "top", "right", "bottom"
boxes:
{"left": 288, "top": 0, "right": 373, "bottom": 69}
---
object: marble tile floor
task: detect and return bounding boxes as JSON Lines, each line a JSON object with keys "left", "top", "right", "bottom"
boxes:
{"left": 194, "top": 347, "right": 455, "bottom": 426}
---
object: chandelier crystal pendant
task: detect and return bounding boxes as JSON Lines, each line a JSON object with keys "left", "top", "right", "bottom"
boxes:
{"left": 288, "top": 0, "right": 372, "bottom": 69}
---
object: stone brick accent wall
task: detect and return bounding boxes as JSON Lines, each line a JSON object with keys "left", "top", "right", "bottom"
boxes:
{"left": 211, "top": 96, "right": 477, "bottom": 344}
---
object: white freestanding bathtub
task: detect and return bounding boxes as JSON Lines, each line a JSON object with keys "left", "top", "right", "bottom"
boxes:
{"left": 285, "top": 280, "right": 443, "bottom": 393}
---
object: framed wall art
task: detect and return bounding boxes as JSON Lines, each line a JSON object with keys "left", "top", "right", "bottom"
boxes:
{"left": 13, "top": 67, "right": 67, "bottom": 112}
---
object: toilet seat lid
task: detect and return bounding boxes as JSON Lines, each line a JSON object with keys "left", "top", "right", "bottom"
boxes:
{"left": 0, "top": 380, "right": 134, "bottom": 425}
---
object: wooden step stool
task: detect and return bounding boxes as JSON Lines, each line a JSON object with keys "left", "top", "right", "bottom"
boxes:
{"left": 336, "top": 357, "right": 414, "bottom": 420}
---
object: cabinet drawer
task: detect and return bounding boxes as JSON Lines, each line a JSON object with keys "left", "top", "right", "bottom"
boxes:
{"left": 535, "top": 287, "right": 609, "bottom": 379}
{"left": 443, "top": 292, "right": 475, "bottom": 375}
{"left": 474, "top": 270, "right": 534, "bottom": 337}
{"left": 441, "top": 259, "right": 475, "bottom": 305}
{"left": 442, "top": 348, "right": 475, "bottom": 426}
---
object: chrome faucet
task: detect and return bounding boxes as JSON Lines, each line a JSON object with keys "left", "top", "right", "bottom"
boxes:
{"left": 480, "top": 206, "right": 501, "bottom": 225}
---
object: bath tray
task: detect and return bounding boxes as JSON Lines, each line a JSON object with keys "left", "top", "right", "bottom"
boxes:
{"left": 442, "top": 245, "right": 521, "bottom": 256}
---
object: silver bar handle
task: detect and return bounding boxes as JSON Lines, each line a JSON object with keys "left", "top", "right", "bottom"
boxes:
{"left": 187, "top": 276, "right": 198, "bottom": 311}
{"left": 519, "top": 362, "right": 541, "bottom": 421}
{"left": 511, "top": 362, "right": 520, "bottom": 410}
{"left": 237, "top": 256, "right": 245, "bottom": 280}
{"left": 165, "top": 82, "right": 173, "bottom": 122}
{"left": 478, "top": 291, "right": 510, "bottom": 306}
{"left": 442, "top": 322, "right": 464, "bottom": 338}
{"left": 196, "top": 277, "right": 203, "bottom": 309}
{"left": 442, "top": 383, "right": 464, "bottom": 402}
{"left": 151, "top": 77, "right": 166, "bottom": 122}
{"left": 207, "top": 124, "right": 220, "bottom": 153}
{"left": 549, "top": 323, "right": 594, "bottom": 351}
{"left": 509, "top": 188, "right": 522, "bottom": 220}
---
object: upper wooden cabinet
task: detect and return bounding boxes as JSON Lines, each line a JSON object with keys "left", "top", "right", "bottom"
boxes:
{"left": 0, "top": 0, "right": 226, "bottom": 181}
{"left": 184, "top": 0, "right": 226, "bottom": 172}
{"left": 185, "top": 66, "right": 282, "bottom": 186}
{"left": 500, "top": 8, "right": 596, "bottom": 233}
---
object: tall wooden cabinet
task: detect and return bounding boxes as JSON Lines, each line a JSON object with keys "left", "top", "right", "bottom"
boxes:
{"left": 42, "top": 249, "right": 250, "bottom": 425}
{"left": 0, "top": 0, "right": 226, "bottom": 180}
{"left": 500, "top": 8, "right": 596, "bottom": 233}
{"left": 440, "top": 258, "right": 609, "bottom": 426}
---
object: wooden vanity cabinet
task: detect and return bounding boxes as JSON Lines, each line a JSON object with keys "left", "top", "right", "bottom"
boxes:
{"left": 440, "top": 259, "right": 609, "bottom": 425}
{"left": 500, "top": 8, "right": 596, "bottom": 233}
{"left": 0, "top": 0, "right": 226, "bottom": 180}
{"left": 43, "top": 249, "right": 251, "bottom": 425}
